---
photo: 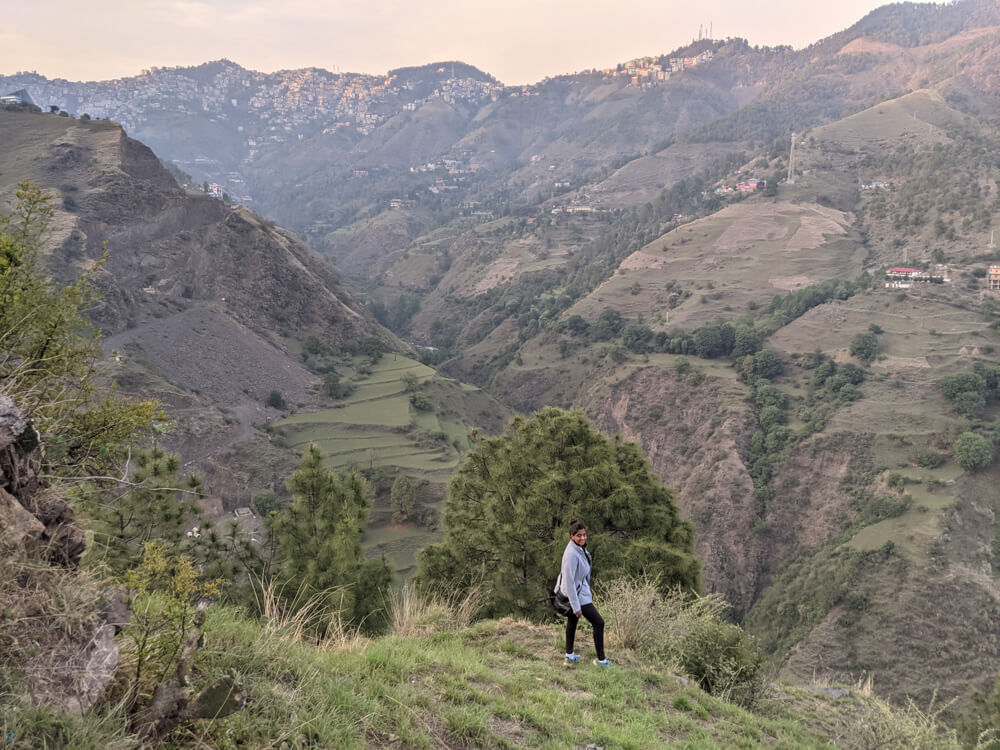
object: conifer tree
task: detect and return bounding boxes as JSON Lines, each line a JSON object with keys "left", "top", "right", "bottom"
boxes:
{"left": 272, "top": 444, "right": 392, "bottom": 630}
{"left": 417, "top": 408, "right": 701, "bottom": 618}
{"left": 80, "top": 446, "right": 204, "bottom": 572}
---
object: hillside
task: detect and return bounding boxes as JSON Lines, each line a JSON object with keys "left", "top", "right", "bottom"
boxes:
{"left": 7, "top": 0, "right": 1000, "bottom": 728}
{"left": 0, "top": 105, "right": 513, "bottom": 578}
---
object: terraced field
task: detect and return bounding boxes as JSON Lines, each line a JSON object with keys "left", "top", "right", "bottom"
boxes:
{"left": 278, "top": 357, "right": 462, "bottom": 478}
{"left": 275, "top": 355, "right": 511, "bottom": 575}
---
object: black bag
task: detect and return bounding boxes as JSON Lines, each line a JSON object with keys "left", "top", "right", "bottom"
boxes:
{"left": 549, "top": 575, "right": 574, "bottom": 617}
{"left": 550, "top": 587, "right": 573, "bottom": 617}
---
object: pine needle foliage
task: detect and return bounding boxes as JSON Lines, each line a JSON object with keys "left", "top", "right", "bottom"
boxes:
{"left": 271, "top": 443, "right": 393, "bottom": 633}
{"left": 417, "top": 408, "right": 700, "bottom": 618}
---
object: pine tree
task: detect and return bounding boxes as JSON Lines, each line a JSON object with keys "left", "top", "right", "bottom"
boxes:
{"left": 80, "top": 446, "right": 204, "bottom": 573}
{"left": 417, "top": 408, "right": 701, "bottom": 619}
{"left": 272, "top": 444, "right": 392, "bottom": 629}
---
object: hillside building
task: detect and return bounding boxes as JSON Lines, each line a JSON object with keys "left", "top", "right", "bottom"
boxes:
{"left": 989, "top": 264, "right": 1000, "bottom": 290}
{"left": 1, "top": 89, "right": 35, "bottom": 106}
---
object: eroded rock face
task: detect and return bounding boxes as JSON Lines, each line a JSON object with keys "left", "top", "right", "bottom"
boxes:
{"left": 31, "top": 622, "right": 121, "bottom": 716}
{"left": 0, "top": 395, "right": 27, "bottom": 450}
{"left": 587, "top": 366, "right": 762, "bottom": 612}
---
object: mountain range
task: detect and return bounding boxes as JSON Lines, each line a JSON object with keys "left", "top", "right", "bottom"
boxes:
{"left": 5, "top": 0, "right": 1000, "bottom": 720}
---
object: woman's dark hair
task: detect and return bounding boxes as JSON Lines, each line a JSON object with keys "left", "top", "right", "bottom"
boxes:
{"left": 569, "top": 519, "right": 587, "bottom": 536}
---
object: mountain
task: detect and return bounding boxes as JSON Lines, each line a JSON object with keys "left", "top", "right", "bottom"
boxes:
{"left": 0, "top": 106, "right": 398, "bottom": 502}
{"left": 6, "top": 0, "right": 1000, "bottom": 716}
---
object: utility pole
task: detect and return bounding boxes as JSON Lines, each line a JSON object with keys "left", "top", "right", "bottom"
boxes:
{"left": 787, "top": 132, "right": 796, "bottom": 185}
{"left": 990, "top": 229, "right": 995, "bottom": 249}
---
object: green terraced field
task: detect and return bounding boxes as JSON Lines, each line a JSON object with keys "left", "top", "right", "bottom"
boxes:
{"left": 273, "top": 354, "right": 511, "bottom": 577}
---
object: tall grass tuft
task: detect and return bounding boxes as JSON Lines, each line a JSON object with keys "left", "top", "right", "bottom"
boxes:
{"left": 841, "top": 685, "right": 992, "bottom": 750}
{"left": 598, "top": 575, "right": 765, "bottom": 707}
{"left": 389, "top": 581, "right": 481, "bottom": 637}
{"left": 250, "top": 576, "right": 367, "bottom": 651}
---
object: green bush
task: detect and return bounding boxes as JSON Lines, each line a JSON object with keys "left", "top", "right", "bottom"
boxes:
{"left": 600, "top": 576, "right": 764, "bottom": 708}
{"left": 409, "top": 392, "right": 432, "bottom": 411}
{"left": 266, "top": 390, "right": 285, "bottom": 409}
{"left": 914, "top": 451, "right": 942, "bottom": 472}
{"left": 954, "top": 432, "right": 995, "bottom": 472}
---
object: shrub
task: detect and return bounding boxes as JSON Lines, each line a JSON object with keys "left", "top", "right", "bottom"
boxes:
{"left": 850, "top": 331, "right": 879, "bottom": 363}
{"left": 599, "top": 576, "right": 765, "bottom": 708}
{"left": 954, "top": 432, "right": 995, "bottom": 472}
{"left": 266, "top": 390, "right": 285, "bottom": 409}
{"left": 409, "top": 392, "right": 432, "bottom": 411}
{"left": 916, "top": 451, "right": 946, "bottom": 469}
{"left": 842, "top": 684, "right": 982, "bottom": 750}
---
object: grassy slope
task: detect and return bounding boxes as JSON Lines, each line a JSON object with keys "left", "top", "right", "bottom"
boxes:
{"left": 163, "top": 612, "right": 859, "bottom": 749}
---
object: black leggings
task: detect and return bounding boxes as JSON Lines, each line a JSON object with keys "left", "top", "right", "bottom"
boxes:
{"left": 565, "top": 602, "right": 605, "bottom": 661}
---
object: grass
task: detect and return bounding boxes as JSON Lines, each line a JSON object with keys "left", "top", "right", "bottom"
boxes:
{"left": 845, "top": 506, "right": 946, "bottom": 561}
{"left": 7, "top": 595, "right": 973, "bottom": 750}
{"left": 43, "top": 607, "right": 890, "bottom": 749}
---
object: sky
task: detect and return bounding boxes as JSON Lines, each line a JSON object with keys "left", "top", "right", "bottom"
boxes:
{"left": 4, "top": 0, "right": 938, "bottom": 85}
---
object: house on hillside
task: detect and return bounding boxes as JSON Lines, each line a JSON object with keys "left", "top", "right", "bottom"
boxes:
{"left": 988, "top": 265, "right": 1000, "bottom": 290}
{"left": 1, "top": 89, "right": 35, "bottom": 106}
{"left": 885, "top": 266, "right": 947, "bottom": 286}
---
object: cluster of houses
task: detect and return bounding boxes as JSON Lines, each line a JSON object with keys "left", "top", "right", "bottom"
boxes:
{"left": 709, "top": 177, "right": 767, "bottom": 196}
{"left": 409, "top": 154, "right": 476, "bottom": 176}
{"left": 602, "top": 50, "right": 714, "bottom": 87}
{"left": 884, "top": 266, "right": 949, "bottom": 288}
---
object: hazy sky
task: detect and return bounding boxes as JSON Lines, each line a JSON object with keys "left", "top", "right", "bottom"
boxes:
{"left": 5, "top": 0, "right": 937, "bottom": 84}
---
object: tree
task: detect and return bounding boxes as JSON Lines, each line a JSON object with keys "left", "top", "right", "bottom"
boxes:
{"left": 401, "top": 371, "right": 419, "bottom": 392}
{"left": 953, "top": 432, "right": 994, "bottom": 472}
{"left": 0, "top": 182, "right": 162, "bottom": 476}
{"left": 566, "top": 314, "right": 589, "bottom": 337}
{"left": 592, "top": 308, "right": 623, "bottom": 340}
{"left": 417, "top": 408, "right": 701, "bottom": 618}
{"left": 953, "top": 391, "right": 987, "bottom": 419}
{"left": 850, "top": 331, "right": 879, "bottom": 363}
{"left": 732, "top": 327, "right": 762, "bottom": 357}
{"left": 322, "top": 372, "right": 353, "bottom": 399}
{"left": 266, "top": 390, "right": 285, "bottom": 409}
{"left": 409, "top": 392, "right": 432, "bottom": 411}
{"left": 271, "top": 444, "right": 392, "bottom": 630}
{"left": 79, "top": 446, "right": 204, "bottom": 572}
{"left": 622, "top": 323, "right": 654, "bottom": 353}
{"left": 390, "top": 474, "right": 417, "bottom": 523}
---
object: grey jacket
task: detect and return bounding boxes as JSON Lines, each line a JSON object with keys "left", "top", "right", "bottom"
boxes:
{"left": 555, "top": 540, "right": 593, "bottom": 614}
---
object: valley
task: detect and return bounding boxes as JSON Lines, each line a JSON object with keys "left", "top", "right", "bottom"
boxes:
{"left": 5, "top": 0, "right": 1000, "bottom": 738}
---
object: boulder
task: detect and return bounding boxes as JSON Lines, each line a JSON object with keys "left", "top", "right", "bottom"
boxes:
{"left": 0, "top": 395, "right": 27, "bottom": 451}
{"left": 0, "top": 487, "right": 45, "bottom": 550}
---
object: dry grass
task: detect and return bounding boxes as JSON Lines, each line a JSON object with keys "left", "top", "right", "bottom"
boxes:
{"left": 250, "top": 576, "right": 368, "bottom": 652}
{"left": 0, "top": 552, "right": 110, "bottom": 703}
{"left": 388, "top": 580, "right": 481, "bottom": 638}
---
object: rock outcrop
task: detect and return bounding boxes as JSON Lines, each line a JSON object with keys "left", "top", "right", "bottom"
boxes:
{"left": 0, "top": 396, "right": 126, "bottom": 715}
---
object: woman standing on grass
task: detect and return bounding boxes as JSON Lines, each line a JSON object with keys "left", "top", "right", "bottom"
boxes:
{"left": 556, "top": 520, "right": 609, "bottom": 667}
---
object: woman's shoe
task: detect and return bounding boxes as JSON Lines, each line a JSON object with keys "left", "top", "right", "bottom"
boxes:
{"left": 564, "top": 653, "right": 580, "bottom": 664}
{"left": 593, "top": 658, "right": 610, "bottom": 668}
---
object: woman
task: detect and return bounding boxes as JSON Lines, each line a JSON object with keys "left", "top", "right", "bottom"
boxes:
{"left": 555, "top": 519, "right": 609, "bottom": 667}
